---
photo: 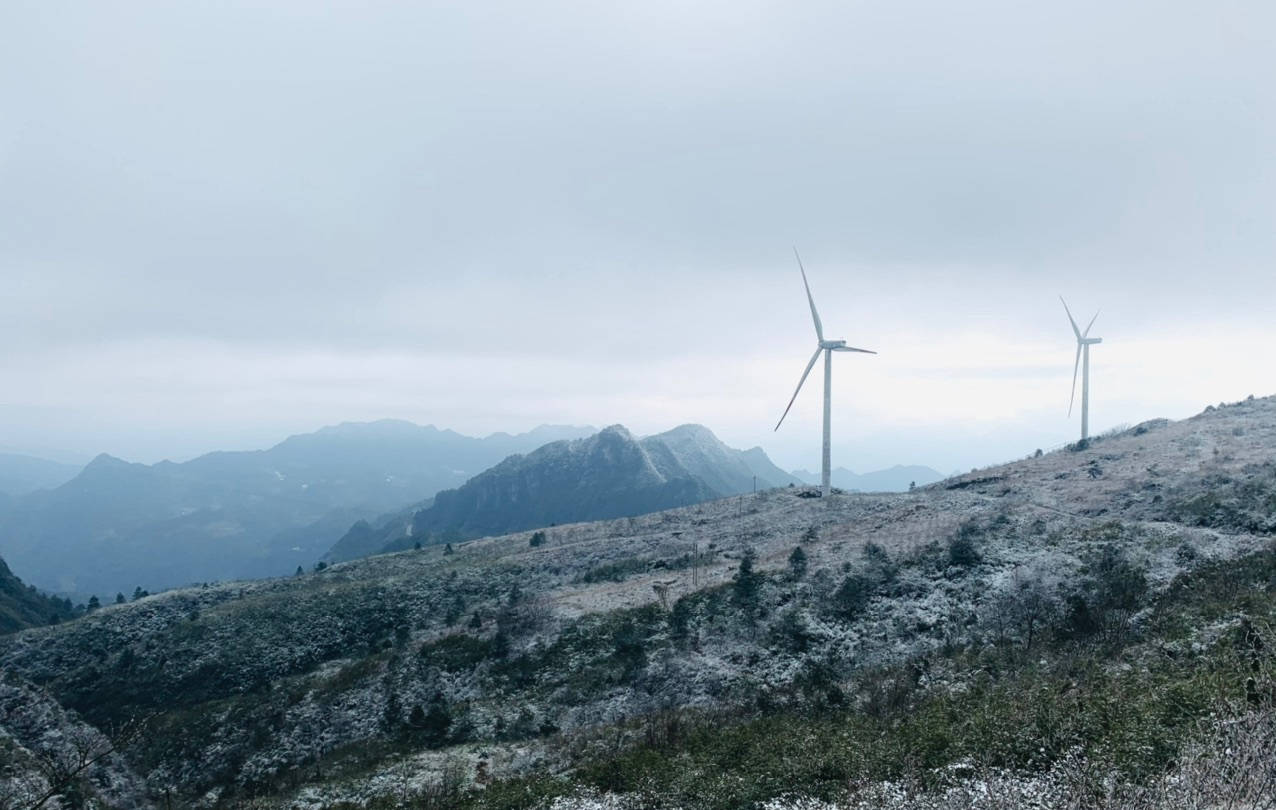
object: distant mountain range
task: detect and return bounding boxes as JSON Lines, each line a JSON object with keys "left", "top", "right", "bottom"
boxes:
{"left": 0, "top": 422, "right": 594, "bottom": 598}
{"left": 0, "top": 452, "right": 81, "bottom": 497}
{"left": 327, "top": 424, "right": 799, "bottom": 561}
{"left": 790, "top": 464, "right": 944, "bottom": 492}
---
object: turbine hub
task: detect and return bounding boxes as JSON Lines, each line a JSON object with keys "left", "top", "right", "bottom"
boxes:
{"left": 820, "top": 339, "right": 846, "bottom": 349}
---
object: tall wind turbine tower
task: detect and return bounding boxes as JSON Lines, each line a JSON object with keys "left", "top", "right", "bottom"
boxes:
{"left": 775, "top": 250, "right": 876, "bottom": 497}
{"left": 1061, "top": 296, "right": 1102, "bottom": 442}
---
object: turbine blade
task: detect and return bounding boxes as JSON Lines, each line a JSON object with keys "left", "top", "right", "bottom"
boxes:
{"left": 832, "top": 345, "right": 876, "bottom": 354}
{"left": 1060, "top": 296, "right": 1081, "bottom": 341}
{"left": 775, "top": 347, "right": 823, "bottom": 431}
{"left": 1068, "top": 343, "right": 1082, "bottom": 417}
{"left": 794, "top": 247, "right": 824, "bottom": 342}
{"left": 1083, "top": 310, "right": 1100, "bottom": 339}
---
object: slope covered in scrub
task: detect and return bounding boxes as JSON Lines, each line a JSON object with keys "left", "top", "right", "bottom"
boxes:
{"left": 1, "top": 395, "right": 1274, "bottom": 808}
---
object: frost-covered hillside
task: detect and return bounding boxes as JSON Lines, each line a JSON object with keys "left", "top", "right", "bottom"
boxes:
{"left": 2, "top": 395, "right": 1274, "bottom": 809}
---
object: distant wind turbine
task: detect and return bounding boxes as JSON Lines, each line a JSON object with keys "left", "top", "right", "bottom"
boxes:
{"left": 1061, "top": 296, "right": 1102, "bottom": 442}
{"left": 775, "top": 249, "right": 876, "bottom": 497}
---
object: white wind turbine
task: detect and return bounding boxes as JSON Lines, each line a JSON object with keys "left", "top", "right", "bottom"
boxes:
{"left": 1061, "top": 296, "right": 1102, "bottom": 442}
{"left": 775, "top": 249, "right": 876, "bottom": 497}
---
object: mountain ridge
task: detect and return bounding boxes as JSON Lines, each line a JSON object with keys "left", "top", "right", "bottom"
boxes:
{"left": 0, "top": 421, "right": 595, "bottom": 598}
{"left": 790, "top": 463, "right": 944, "bottom": 492}
{"left": 327, "top": 423, "right": 798, "bottom": 561}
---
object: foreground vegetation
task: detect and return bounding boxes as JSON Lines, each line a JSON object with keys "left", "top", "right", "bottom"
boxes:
{"left": 437, "top": 543, "right": 1276, "bottom": 809}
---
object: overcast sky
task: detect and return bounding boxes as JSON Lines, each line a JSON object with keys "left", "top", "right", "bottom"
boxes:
{"left": 2, "top": 1, "right": 1274, "bottom": 474}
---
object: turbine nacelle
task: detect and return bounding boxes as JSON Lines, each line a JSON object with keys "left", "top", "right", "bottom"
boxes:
{"left": 775, "top": 250, "right": 876, "bottom": 427}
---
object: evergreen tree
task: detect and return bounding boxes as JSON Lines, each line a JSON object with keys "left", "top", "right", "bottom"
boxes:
{"left": 86, "top": 595, "right": 101, "bottom": 612}
{"left": 412, "top": 692, "right": 452, "bottom": 747}
{"left": 788, "top": 546, "right": 808, "bottom": 580}
{"left": 443, "top": 543, "right": 455, "bottom": 555}
{"left": 732, "top": 548, "right": 762, "bottom": 617}
{"left": 115, "top": 593, "right": 126, "bottom": 605}
{"left": 132, "top": 587, "right": 144, "bottom": 601}
{"left": 295, "top": 566, "right": 304, "bottom": 576}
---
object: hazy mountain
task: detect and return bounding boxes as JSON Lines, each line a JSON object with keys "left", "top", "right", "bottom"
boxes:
{"left": 1, "top": 555, "right": 76, "bottom": 634}
{"left": 3, "top": 396, "right": 1273, "bottom": 807}
{"left": 329, "top": 424, "right": 797, "bottom": 560}
{"left": 0, "top": 421, "right": 593, "bottom": 598}
{"left": 791, "top": 464, "right": 945, "bottom": 492}
{"left": 0, "top": 452, "right": 80, "bottom": 497}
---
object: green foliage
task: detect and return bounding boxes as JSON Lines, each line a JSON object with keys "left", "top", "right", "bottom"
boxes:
{"left": 408, "top": 692, "right": 452, "bottom": 747}
{"left": 1166, "top": 463, "right": 1276, "bottom": 534}
{"left": 579, "top": 557, "right": 649, "bottom": 584}
{"left": 529, "top": 531, "right": 547, "bottom": 548}
{"left": 861, "top": 541, "right": 898, "bottom": 583}
{"left": 669, "top": 596, "right": 693, "bottom": 647}
{"left": 0, "top": 556, "right": 79, "bottom": 633}
{"left": 732, "top": 549, "right": 762, "bottom": 618}
{"left": 787, "top": 546, "right": 808, "bottom": 580}
{"left": 611, "top": 618, "right": 648, "bottom": 680}
{"left": 420, "top": 633, "right": 494, "bottom": 672}
{"left": 769, "top": 608, "right": 814, "bottom": 654}
{"left": 831, "top": 573, "right": 875, "bottom": 620}
{"left": 460, "top": 544, "right": 1276, "bottom": 810}
{"left": 947, "top": 523, "right": 982, "bottom": 567}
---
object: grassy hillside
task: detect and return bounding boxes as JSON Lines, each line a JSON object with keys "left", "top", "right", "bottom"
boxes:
{"left": 0, "top": 555, "right": 77, "bottom": 634}
{"left": 2, "top": 395, "right": 1273, "bottom": 808}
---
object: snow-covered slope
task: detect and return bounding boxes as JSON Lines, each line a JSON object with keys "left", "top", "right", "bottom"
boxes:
{"left": 2, "top": 395, "right": 1273, "bottom": 807}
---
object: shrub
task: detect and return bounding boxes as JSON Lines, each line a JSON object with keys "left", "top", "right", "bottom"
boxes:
{"left": 832, "top": 573, "right": 875, "bottom": 620}
{"left": 612, "top": 619, "right": 647, "bottom": 680}
{"left": 947, "top": 524, "right": 982, "bottom": 568}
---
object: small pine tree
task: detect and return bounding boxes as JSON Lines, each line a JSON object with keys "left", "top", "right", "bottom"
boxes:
{"left": 445, "top": 595, "right": 465, "bottom": 625}
{"left": 295, "top": 566, "right": 304, "bottom": 576}
{"left": 132, "top": 586, "right": 144, "bottom": 602}
{"left": 468, "top": 610, "right": 483, "bottom": 630}
{"left": 787, "top": 546, "right": 808, "bottom": 580}
{"left": 733, "top": 549, "right": 762, "bottom": 617}
{"left": 414, "top": 540, "right": 422, "bottom": 550}
{"left": 314, "top": 561, "right": 327, "bottom": 572}
{"left": 443, "top": 542, "right": 454, "bottom": 555}
{"left": 414, "top": 692, "right": 452, "bottom": 747}
{"left": 87, "top": 595, "right": 101, "bottom": 612}
{"left": 529, "top": 531, "right": 547, "bottom": 548}
{"left": 115, "top": 593, "right": 126, "bottom": 605}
